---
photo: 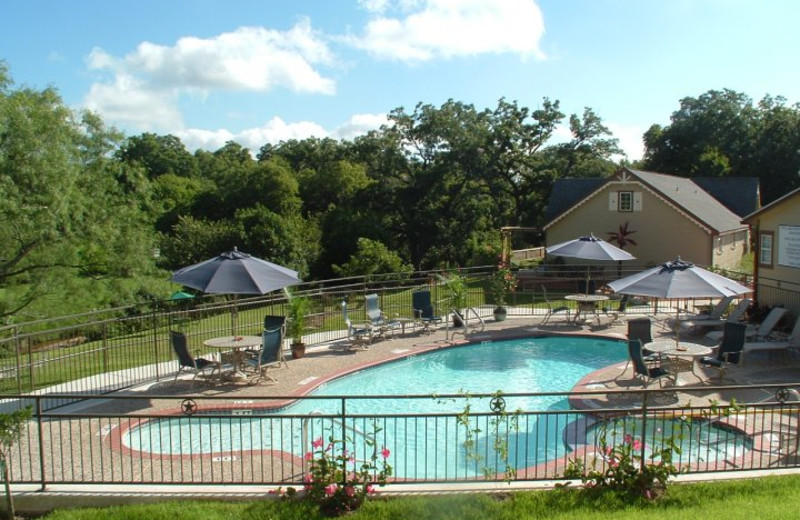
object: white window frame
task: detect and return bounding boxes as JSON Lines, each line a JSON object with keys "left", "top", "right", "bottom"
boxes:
{"left": 760, "top": 232, "right": 774, "bottom": 267}
{"left": 618, "top": 191, "right": 633, "bottom": 212}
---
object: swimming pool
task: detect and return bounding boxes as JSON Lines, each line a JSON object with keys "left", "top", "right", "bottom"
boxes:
{"left": 121, "top": 336, "right": 751, "bottom": 479}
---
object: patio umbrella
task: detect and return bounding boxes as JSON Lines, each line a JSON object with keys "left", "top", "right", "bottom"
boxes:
{"left": 546, "top": 233, "right": 636, "bottom": 293}
{"left": 169, "top": 290, "right": 195, "bottom": 301}
{"left": 607, "top": 257, "right": 752, "bottom": 343}
{"left": 170, "top": 248, "right": 301, "bottom": 333}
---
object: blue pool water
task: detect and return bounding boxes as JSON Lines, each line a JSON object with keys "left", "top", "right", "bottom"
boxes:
{"left": 122, "top": 336, "right": 750, "bottom": 478}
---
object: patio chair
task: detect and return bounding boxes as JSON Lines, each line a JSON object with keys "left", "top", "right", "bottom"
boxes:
{"left": 628, "top": 339, "right": 671, "bottom": 388}
{"left": 244, "top": 324, "right": 284, "bottom": 385}
{"left": 412, "top": 290, "right": 443, "bottom": 333}
{"left": 601, "top": 295, "right": 629, "bottom": 325}
{"left": 170, "top": 330, "right": 225, "bottom": 383}
{"left": 261, "top": 315, "right": 289, "bottom": 368}
{"left": 707, "top": 306, "right": 789, "bottom": 343}
{"left": 700, "top": 322, "right": 747, "bottom": 378}
{"left": 342, "top": 300, "right": 373, "bottom": 350}
{"left": 682, "top": 298, "right": 752, "bottom": 336}
{"left": 676, "top": 295, "right": 735, "bottom": 323}
{"left": 540, "top": 285, "right": 571, "bottom": 325}
{"left": 744, "top": 315, "right": 800, "bottom": 353}
{"left": 615, "top": 318, "right": 659, "bottom": 380}
{"left": 365, "top": 293, "right": 401, "bottom": 338}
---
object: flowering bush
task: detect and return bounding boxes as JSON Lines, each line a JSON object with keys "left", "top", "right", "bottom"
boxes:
{"left": 563, "top": 421, "right": 680, "bottom": 500}
{"left": 491, "top": 261, "right": 517, "bottom": 308}
{"left": 302, "top": 435, "right": 392, "bottom": 516}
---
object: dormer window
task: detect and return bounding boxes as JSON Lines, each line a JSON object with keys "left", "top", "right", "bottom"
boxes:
{"left": 618, "top": 191, "right": 633, "bottom": 212}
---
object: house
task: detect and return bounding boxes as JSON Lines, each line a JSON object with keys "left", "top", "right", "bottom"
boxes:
{"left": 742, "top": 187, "right": 800, "bottom": 317}
{"left": 543, "top": 168, "right": 759, "bottom": 271}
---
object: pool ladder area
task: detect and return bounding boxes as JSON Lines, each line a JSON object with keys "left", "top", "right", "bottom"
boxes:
{"left": 301, "top": 411, "right": 379, "bottom": 471}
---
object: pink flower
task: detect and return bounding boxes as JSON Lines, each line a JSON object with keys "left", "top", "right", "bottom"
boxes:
{"left": 326, "top": 442, "right": 334, "bottom": 452}
{"left": 604, "top": 445, "right": 614, "bottom": 456}
{"left": 624, "top": 434, "right": 633, "bottom": 444}
{"left": 325, "top": 483, "right": 338, "bottom": 496}
{"left": 345, "top": 486, "right": 356, "bottom": 497}
{"left": 312, "top": 437, "right": 324, "bottom": 449}
{"left": 632, "top": 439, "right": 643, "bottom": 451}
{"left": 381, "top": 447, "right": 391, "bottom": 459}
{"left": 304, "top": 451, "right": 314, "bottom": 461}
{"left": 609, "top": 457, "right": 619, "bottom": 468}
{"left": 366, "top": 484, "right": 376, "bottom": 495}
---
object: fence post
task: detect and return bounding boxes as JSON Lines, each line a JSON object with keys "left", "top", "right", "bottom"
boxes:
{"left": 640, "top": 390, "right": 649, "bottom": 469}
{"left": 36, "top": 396, "right": 47, "bottom": 491}
{"left": 13, "top": 327, "right": 22, "bottom": 394}
{"left": 101, "top": 322, "right": 109, "bottom": 374}
{"left": 341, "top": 397, "right": 347, "bottom": 488}
{"left": 152, "top": 304, "right": 161, "bottom": 381}
{"left": 26, "top": 337, "right": 34, "bottom": 393}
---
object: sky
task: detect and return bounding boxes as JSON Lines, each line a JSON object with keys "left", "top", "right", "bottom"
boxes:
{"left": 3, "top": 0, "right": 799, "bottom": 161}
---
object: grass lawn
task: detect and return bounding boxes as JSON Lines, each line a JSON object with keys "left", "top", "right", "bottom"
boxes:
{"left": 38, "top": 474, "right": 800, "bottom": 519}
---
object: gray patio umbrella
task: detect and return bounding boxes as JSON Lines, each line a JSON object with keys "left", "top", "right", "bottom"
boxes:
{"left": 606, "top": 258, "right": 750, "bottom": 299}
{"left": 607, "top": 258, "right": 752, "bottom": 343}
{"left": 171, "top": 248, "right": 300, "bottom": 333}
{"left": 546, "top": 233, "right": 636, "bottom": 293}
{"left": 171, "top": 248, "right": 300, "bottom": 295}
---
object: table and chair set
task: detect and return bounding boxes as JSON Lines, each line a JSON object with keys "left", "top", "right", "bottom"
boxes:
{"left": 170, "top": 315, "right": 288, "bottom": 386}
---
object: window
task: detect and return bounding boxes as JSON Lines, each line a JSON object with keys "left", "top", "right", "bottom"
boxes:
{"left": 618, "top": 191, "right": 633, "bottom": 212}
{"left": 760, "top": 232, "right": 773, "bottom": 267}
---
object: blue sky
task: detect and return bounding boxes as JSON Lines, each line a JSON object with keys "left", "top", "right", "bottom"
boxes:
{"left": 4, "top": 0, "right": 799, "bottom": 160}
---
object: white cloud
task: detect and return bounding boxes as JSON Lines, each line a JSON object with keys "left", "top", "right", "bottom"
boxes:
{"left": 605, "top": 122, "right": 645, "bottom": 162}
{"left": 82, "top": 20, "right": 336, "bottom": 133}
{"left": 332, "top": 112, "right": 389, "bottom": 140}
{"left": 348, "top": 0, "right": 546, "bottom": 62}
{"left": 176, "top": 113, "right": 389, "bottom": 155}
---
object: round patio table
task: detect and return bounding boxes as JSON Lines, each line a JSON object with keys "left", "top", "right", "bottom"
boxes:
{"left": 203, "top": 335, "right": 263, "bottom": 381}
{"left": 644, "top": 340, "right": 713, "bottom": 382}
{"left": 564, "top": 294, "right": 609, "bottom": 325}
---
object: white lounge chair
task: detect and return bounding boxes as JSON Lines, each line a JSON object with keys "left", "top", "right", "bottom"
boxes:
{"left": 743, "top": 315, "right": 800, "bottom": 353}
{"left": 707, "top": 307, "right": 789, "bottom": 343}
{"left": 675, "top": 296, "right": 735, "bottom": 324}
{"left": 681, "top": 298, "right": 752, "bottom": 335}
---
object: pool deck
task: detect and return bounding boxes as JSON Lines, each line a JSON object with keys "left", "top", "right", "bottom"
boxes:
{"left": 121, "top": 310, "right": 800, "bottom": 412}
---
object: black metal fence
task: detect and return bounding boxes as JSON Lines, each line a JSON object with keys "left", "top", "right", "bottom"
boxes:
{"left": 6, "top": 385, "right": 800, "bottom": 488}
{"left": 1, "top": 264, "right": 756, "bottom": 407}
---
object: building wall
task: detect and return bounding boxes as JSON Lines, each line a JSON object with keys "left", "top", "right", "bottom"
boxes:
{"left": 713, "top": 230, "right": 750, "bottom": 270}
{"left": 547, "top": 180, "right": 718, "bottom": 268}
{"left": 747, "top": 192, "right": 800, "bottom": 316}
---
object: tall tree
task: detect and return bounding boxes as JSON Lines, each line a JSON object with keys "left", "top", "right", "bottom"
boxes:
{"left": 0, "top": 64, "right": 160, "bottom": 320}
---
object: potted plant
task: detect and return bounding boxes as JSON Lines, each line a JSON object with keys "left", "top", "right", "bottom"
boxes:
{"left": 441, "top": 271, "right": 468, "bottom": 327}
{"left": 286, "top": 295, "right": 310, "bottom": 359}
{"left": 491, "top": 262, "right": 517, "bottom": 322}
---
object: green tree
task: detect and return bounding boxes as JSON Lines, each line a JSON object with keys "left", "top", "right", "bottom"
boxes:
{"left": 0, "top": 64, "right": 161, "bottom": 320}
{"left": 332, "top": 237, "right": 412, "bottom": 277}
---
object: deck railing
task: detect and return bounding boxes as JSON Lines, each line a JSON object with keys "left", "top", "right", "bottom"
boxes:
{"left": 5, "top": 384, "right": 800, "bottom": 488}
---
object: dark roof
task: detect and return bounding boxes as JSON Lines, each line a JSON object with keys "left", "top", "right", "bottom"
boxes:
{"left": 692, "top": 177, "right": 761, "bottom": 217}
{"left": 544, "top": 178, "right": 605, "bottom": 222}
{"left": 743, "top": 186, "right": 800, "bottom": 221}
{"left": 544, "top": 169, "right": 759, "bottom": 234}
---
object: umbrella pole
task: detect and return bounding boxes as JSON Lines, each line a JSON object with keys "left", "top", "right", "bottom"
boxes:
{"left": 231, "top": 295, "right": 238, "bottom": 336}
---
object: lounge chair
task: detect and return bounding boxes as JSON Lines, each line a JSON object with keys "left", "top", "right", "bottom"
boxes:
{"left": 628, "top": 339, "right": 671, "bottom": 387}
{"left": 681, "top": 298, "right": 752, "bottom": 336}
{"left": 700, "top": 322, "right": 747, "bottom": 378}
{"left": 706, "top": 306, "right": 789, "bottom": 343}
{"left": 412, "top": 290, "right": 443, "bottom": 333}
{"left": 170, "top": 330, "right": 226, "bottom": 384}
{"left": 342, "top": 300, "right": 373, "bottom": 349}
{"left": 541, "top": 285, "right": 571, "bottom": 325}
{"left": 244, "top": 319, "right": 286, "bottom": 385}
{"left": 676, "top": 295, "right": 735, "bottom": 323}
{"left": 743, "top": 315, "right": 800, "bottom": 353}
{"left": 365, "top": 293, "right": 401, "bottom": 338}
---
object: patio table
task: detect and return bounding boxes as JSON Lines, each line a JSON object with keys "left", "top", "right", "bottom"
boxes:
{"left": 203, "top": 335, "right": 263, "bottom": 381}
{"left": 565, "top": 294, "right": 609, "bottom": 325}
{"left": 644, "top": 340, "right": 713, "bottom": 383}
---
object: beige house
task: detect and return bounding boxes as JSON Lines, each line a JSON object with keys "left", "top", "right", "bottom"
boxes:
{"left": 742, "top": 187, "right": 800, "bottom": 317}
{"left": 543, "top": 169, "right": 758, "bottom": 270}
